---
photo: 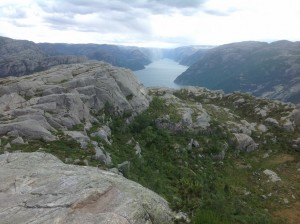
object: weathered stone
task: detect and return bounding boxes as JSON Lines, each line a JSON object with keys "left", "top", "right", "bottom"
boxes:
{"left": 0, "top": 120, "right": 56, "bottom": 141}
{"left": 291, "top": 109, "right": 300, "bottom": 128}
{"left": 174, "top": 211, "right": 190, "bottom": 223}
{"left": 263, "top": 169, "right": 281, "bottom": 182}
{"left": 73, "top": 159, "right": 81, "bottom": 164}
{"left": 4, "top": 143, "right": 11, "bottom": 150}
{"left": 233, "top": 98, "right": 245, "bottom": 107}
{"left": 109, "top": 167, "right": 122, "bottom": 175}
{"left": 65, "top": 158, "right": 73, "bottom": 163}
{"left": 7, "top": 130, "right": 19, "bottom": 137}
{"left": 118, "top": 161, "right": 130, "bottom": 174}
{"left": 255, "top": 108, "right": 268, "bottom": 117}
{"left": 265, "top": 117, "right": 279, "bottom": 126}
{"left": 94, "top": 144, "right": 112, "bottom": 166}
{"left": 188, "top": 139, "right": 200, "bottom": 150}
{"left": 226, "top": 121, "right": 252, "bottom": 136}
{"left": 234, "top": 133, "right": 258, "bottom": 152}
{"left": 11, "top": 137, "right": 25, "bottom": 145}
{"left": 257, "top": 124, "right": 267, "bottom": 132}
{"left": 282, "top": 119, "right": 294, "bottom": 131}
{"left": 83, "top": 159, "right": 89, "bottom": 166}
{"left": 64, "top": 131, "right": 90, "bottom": 149}
{"left": 212, "top": 149, "right": 226, "bottom": 161}
{"left": 134, "top": 142, "right": 142, "bottom": 157}
{"left": 195, "top": 111, "right": 211, "bottom": 129}
{"left": 0, "top": 93, "right": 26, "bottom": 113}
{"left": 192, "top": 139, "right": 200, "bottom": 148}
{"left": 90, "top": 125, "right": 112, "bottom": 145}
{"left": 0, "top": 152, "right": 174, "bottom": 223}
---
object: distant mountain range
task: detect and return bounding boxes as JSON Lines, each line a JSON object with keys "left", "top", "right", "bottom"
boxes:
{"left": 2, "top": 36, "right": 299, "bottom": 104}
{"left": 38, "top": 43, "right": 151, "bottom": 71}
{"left": 175, "top": 40, "right": 300, "bottom": 103}
{"left": 0, "top": 36, "right": 211, "bottom": 78}
{"left": 0, "top": 36, "right": 87, "bottom": 77}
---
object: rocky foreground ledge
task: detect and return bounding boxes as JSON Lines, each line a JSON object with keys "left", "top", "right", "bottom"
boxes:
{"left": 0, "top": 152, "right": 174, "bottom": 224}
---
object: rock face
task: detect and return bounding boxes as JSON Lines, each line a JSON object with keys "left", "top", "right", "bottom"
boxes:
{"left": 0, "top": 61, "right": 150, "bottom": 141}
{"left": 175, "top": 40, "right": 300, "bottom": 103}
{"left": 0, "top": 152, "right": 174, "bottom": 224}
{"left": 163, "top": 46, "right": 213, "bottom": 66}
{"left": 0, "top": 36, "right": 87, "bottom": 78}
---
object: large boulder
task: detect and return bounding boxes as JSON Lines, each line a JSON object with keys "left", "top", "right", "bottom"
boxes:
{"left": 234, "top": 133, "right": 258, "bottom": 152}
{"left": 0, "top": 152, "right": 174, "bottom": 224}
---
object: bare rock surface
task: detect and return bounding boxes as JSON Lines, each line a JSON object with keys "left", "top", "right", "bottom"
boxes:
{"left": 0, "top": 61, "right": 149, "bottom": 141}
{"left": 0, "top": 152, "right": 174, "bottom": 224}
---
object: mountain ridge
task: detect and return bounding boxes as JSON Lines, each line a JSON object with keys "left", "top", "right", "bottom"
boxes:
{"left": 174, "top": 40, "right": 300, "bottom": 104}
{"left": 0, "top": 36, "right": 214, "bottom": 78}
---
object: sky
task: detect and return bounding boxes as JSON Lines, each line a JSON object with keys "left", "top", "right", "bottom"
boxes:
{"left": 0, "top": 0, "right": 299, "bottom": 48}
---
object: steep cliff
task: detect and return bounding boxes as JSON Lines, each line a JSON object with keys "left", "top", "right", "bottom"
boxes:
{"left": 175, "top": 41, "right": 300, "bottom": 103}
{"left": 163, "top": 45, "right": 212, "bottom": 66}
{"left": 0, "top": 36, "right": 87, "bottom": 77}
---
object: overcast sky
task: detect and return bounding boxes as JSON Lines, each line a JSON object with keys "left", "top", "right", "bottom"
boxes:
{"left": 0, "top": 0, "right": 299, "bottom": 48}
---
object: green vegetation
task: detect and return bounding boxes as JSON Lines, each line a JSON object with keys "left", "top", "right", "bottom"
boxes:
{"left": 1, "top": 93, "right": 299, "bottom": 224}
{"left": 98, "top": 97, "right": 282, "bottom": 223}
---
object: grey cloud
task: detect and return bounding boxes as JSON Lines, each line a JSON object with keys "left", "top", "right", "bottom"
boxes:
{"left": 204, "top": 8, "right": 238, "bottom": 16}
{"left": 11, "top": 20, "right": 35, "bottom": 28}
{"left": 42, "top": 9, "right": 150, "bottom": 36}
{"left": 0, "top": 6, "right": 27, "bottom": 19}
{"left": 35, "top": 0, "right": 209, "bottom": 36}
{"left": 37, "top": 0, "right": 207, "bottom": 15}
{"left": 32, "top": 0, "right": 211, "bottom": 47}
{"left": 36, "top": 0, "right": 154, "bottom": 36}
{"left": 149, "top": 0, "right": 207, "bottom": 8}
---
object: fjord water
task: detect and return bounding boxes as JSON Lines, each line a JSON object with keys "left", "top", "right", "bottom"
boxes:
{"left": 133, "top": 58, "right": 188, "bottom": 88}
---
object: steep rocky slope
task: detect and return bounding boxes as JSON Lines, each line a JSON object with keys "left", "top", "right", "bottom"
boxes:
{"left": 0, "top": 36, "right": 87, "bottom": 78}
{"left": 0, "top": 62, "right": 299, "bottom": 223}
{"left": 0, "top": 152, "right": 174, "bottom": 224}
{"left": 163, "top": 46, "right": 213, "bottom": 66}
{"left": 175, "top": 41, "right": 300, "bottom": 103}
{"left": 38, "top": 43, "right": 151, "bottom": 71}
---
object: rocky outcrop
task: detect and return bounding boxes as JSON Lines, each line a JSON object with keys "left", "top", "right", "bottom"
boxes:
{"left": 0, "top": 36, "right": 87, "bottom": 77}
{"left": 175, "top": 40, "right": 300, "bottom": 103}
{"left": 0, "top": 61, "right": 150, "bottom": 141}
{"left": 0, "top": 152, "right": 174, "bottom": 224}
